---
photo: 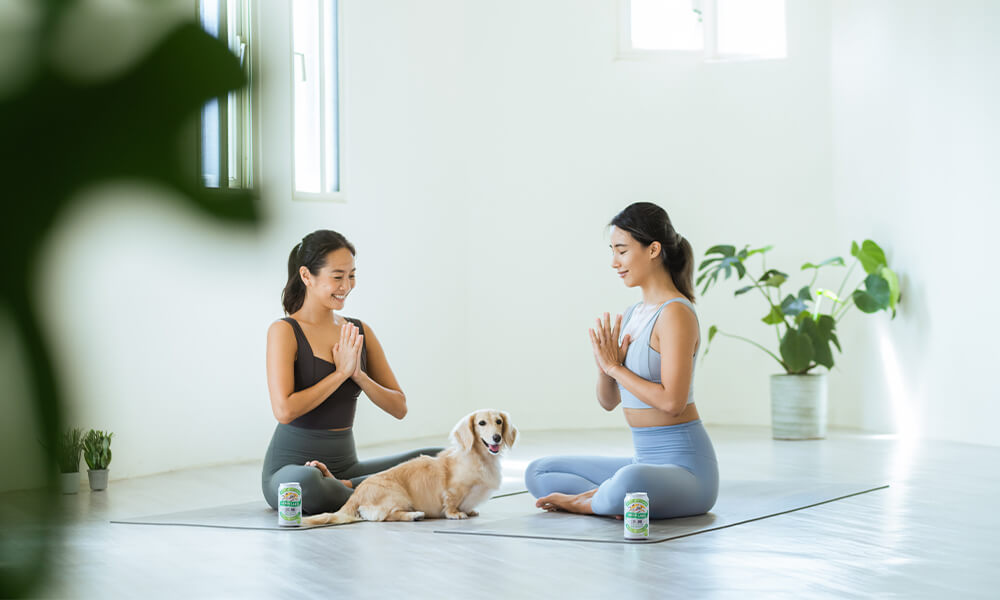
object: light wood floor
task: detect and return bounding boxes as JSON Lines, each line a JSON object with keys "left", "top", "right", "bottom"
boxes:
{"left": 27, "top": 426, "right": 1000, "bottom": 598}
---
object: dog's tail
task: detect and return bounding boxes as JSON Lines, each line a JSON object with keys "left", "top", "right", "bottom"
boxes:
{"left": 302, "top": 508, "right": 361, "bottom": 526}
{"left": 302, "top": 494, "right": 362, "bottom": 526}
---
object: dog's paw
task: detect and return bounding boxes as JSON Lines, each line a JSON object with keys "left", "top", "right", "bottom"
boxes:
{"left": 445, "top": 511, "right": 469, "bottom": 520}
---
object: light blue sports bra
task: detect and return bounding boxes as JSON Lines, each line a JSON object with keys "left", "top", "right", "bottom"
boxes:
{"left": 618, "top": 297, "right": 700, "bottom": 410}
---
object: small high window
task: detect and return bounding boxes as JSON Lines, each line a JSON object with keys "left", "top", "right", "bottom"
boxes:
{"left": 620, "top": 0, "right": 787, "bottom": 61}
{"left": 292, "top": 0, "right": 341, "bottom": 198}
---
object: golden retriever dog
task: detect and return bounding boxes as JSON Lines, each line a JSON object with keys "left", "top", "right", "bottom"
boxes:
{"left": 302, "top": 409, "right": 517, "bottom": 526}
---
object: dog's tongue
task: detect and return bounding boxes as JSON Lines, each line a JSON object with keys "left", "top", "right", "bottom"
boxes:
{"left": 489, "top": 444, "right": 500, "bottom": 453}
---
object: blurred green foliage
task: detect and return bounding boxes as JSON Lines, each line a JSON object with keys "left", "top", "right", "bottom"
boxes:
{"left": 0, "top": 2, "right": 259, "bottom": 596}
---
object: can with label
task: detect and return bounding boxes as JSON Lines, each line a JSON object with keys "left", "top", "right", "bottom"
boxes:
{"left": 624, "top": 491, "right": 649, "bottom": 540}
{"left": 278, "top": 482, "right": 302, "bottom": 527}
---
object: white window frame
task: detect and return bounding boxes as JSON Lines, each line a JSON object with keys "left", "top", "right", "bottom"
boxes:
{"left": 616, "top": 0, "right": 786, "bottom": 63}
{"left": 290, "top": 0, "right": 346, "bottom": 203}
{"left": 198, "top": 0, "right": 254, "bottom": 191}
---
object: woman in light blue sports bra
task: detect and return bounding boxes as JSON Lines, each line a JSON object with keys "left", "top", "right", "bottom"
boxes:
{"left": 525, "top": 202, "right": 719, "bottom": 519}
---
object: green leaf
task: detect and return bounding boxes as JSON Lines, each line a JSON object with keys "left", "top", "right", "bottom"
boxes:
{"left": 855, "top": 240, "right": 888, "bottom": 275}
{"left": 734, "top": 285, "right": 755, "bottom": 296}
{"left": 780, "top": 328, "right": 814, "bottom": 373}
{"left": 800, "top": 315, "right": 836, "bottom": 369}
{"left": 851, "top": 241, "right": 860, "bottom": 256}
{"left": 698, "top": 257, "right": 722, "bottom": 271}
{"left": 781, "top": 294, "right": 808, "bottom": 317}
{"left": 704, "top": 325, "right": 718, "bottom": 357}
{"left": 801, "top": 256, "right": 845, "bottom": 270}
{"left": 697, "top": 246, "right": 748, "bottom": 296}
{"left": 881, "top": 266, "right": 900, "bottom": 317}
{"left": 797, "top": 286, "right": 812, "bottom": 302}
{"left": 746, "top": 245, "right": 773, "bottom": 258}
{"left": 762, "top": 306, "right": 785, "bottom": 325}
{"left": 705, "top": 245, "right": 736, "bottom": 257}
{"left": 759, "top": 269, "right": 788, "bottom": 287}
{"left": 816, "top": 288, "right": 841, "bottom": 303}
{"left": 852, "top": 273, "right": 891, "bottom": 313}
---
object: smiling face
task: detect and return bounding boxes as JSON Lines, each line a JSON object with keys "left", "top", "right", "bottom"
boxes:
{"left": 609, "top": 226, "right": 662, "bottom": 288}
{"left": 301, "top": 247, "right": 356, "bottom": 311}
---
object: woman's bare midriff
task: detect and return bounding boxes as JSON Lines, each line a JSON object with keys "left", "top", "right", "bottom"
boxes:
{"left": 624, "top": 403, "right": 700, "bottom": 428}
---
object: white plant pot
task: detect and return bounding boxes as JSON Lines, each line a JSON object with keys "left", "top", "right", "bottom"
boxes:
{"left": 770, "top": 373, "right": 828, "bottom": 440}
{"left": 60, "top": 472, "right": 80, "bottom": 494}
{"left": 88, "top": 469, "right": 109, "bottom": 491}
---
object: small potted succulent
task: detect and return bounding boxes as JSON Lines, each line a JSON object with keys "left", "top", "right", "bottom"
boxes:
{"left": 698, "top": 240, "right": 900, "bottom": 440}
{"left": 83, "top": 429, "right": 114, "bottom": 491}
{"left": 56, "top": 428, "right": 85, "bottom": 494}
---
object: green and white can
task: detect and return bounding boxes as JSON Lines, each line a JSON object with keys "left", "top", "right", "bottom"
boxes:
{"left": 278, "top": 482, "right": 302, "bottom": 527}
{"left": 624, "top": 492, "right": 649, "bottom": 540}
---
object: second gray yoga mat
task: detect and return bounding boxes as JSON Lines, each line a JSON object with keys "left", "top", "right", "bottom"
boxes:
{"left": 433, "top": 480, "right": 888, "bottom": 544}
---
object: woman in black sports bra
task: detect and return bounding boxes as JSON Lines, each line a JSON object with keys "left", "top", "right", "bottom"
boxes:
{"left": 261, "top": 230, "right": 442, "bottom": 514}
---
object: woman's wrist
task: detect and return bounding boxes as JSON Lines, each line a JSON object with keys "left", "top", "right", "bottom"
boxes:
{"left": 329, "top": 368, "right": 351, "bottom": 387}
{"left": 605, "top": 364, "right": 624, "bottom": 380}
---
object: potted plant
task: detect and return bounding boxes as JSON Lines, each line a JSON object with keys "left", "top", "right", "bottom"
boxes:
{"left": 56, "top": 428, "right": 85, "bottom": 494}
{"left": 83, "top": 429, "right": 114, "bottom": 491}
{"left": 697, "top": 240, "right": 900, "bottom": 440}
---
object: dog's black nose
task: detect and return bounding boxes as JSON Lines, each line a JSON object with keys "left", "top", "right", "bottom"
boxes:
{"left": 492, "top": 434, "right": 501, "bottom": 443}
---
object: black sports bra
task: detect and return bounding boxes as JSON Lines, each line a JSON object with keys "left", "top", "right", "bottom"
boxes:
{"left": 281, "top": 317, "right": 367, "bottom": 429}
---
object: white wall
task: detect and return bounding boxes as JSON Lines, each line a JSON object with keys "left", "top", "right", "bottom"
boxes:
{"left": 19, "top": 0, "right": 856, "bottom": 482}
{"left": 830, "top": 0, "right": 1000, "bottom": 446}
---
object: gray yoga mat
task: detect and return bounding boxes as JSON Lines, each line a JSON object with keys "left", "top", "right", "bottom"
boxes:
{"left": 111, "top": 501, "right": 337, "bottom": 531}
{"left": 110, "top": 490, "right": 531, "bottom": 531}
{"left": 433, "top": 481, "right": 889, "bottom": 544}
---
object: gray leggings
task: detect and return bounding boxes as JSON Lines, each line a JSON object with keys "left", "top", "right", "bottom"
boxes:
{"left": 261, "top": 424, "right": 443, "bottom": 514}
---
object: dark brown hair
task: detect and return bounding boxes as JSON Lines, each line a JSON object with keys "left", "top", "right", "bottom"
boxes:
{"left": 281, "top": 230, "right": 356, "bottom": 314}
{"left": 610, "top": 202, "right": 695, "bottom": 303}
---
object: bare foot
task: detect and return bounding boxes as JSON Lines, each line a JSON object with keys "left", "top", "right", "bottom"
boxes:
{"left": 305, "top": 460, "right": 333, "bottom": 478}
{"left": 535, "top": 488, "right": 598, "bottom": 515}
{"left": 305, "top": 460, "right": 353, "bottom": 488}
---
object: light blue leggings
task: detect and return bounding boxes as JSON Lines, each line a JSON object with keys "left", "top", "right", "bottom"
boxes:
{"left": 524, "top": 420, "right": 719, "bottom": 519}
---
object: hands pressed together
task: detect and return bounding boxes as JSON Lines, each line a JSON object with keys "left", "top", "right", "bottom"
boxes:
{"left": 589, "top": 312, "right": 631, "bottom": 378}
{"left": 331, "top": 321, "right": 364, "bottom": 380}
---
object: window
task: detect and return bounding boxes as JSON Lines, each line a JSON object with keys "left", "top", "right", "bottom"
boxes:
{"left": 292, "top": 0, "right": 341, "bottom": 198}
{"left": 198, "top": 0, "right": 253, "bottom": 190}
{"left": 620, "top": 0, "right": 787, "bottom": 61}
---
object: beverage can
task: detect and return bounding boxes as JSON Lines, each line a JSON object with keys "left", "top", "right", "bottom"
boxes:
{"left": 624, "top": 491, "right": 649, "bottom": 540}
{"left": 278, "top": 482, "right": 302, "bottom": 527}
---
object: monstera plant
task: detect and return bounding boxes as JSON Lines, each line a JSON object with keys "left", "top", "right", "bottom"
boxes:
{"left": 697, "top": 240, "right": 900, "bottom": 439}
{"left": 0, "top": 2, "right": 259, "bottom": 596}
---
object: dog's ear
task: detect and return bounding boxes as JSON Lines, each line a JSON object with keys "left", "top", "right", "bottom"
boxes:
{"left": 500, "top": 411, "right": 517, "bottom": 448}
{"left": 450, "top": 412, "right": 477, "bottom": 451}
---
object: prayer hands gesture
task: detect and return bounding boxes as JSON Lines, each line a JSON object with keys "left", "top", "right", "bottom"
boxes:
{"left": 332, "top": 322, "right": 364, "bottom": 378}
{"left": 589, "top": 312, "right": 631, "bottom": 377}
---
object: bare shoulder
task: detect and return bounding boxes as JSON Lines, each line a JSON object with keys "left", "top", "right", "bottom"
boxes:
{"left": 267, "top": 319, "right": 297, "bottom": 353}
{"left": 654, "top": 300, "right": 699, "bottom": 347}
{"left": 268, "top": 318, "right": 295, "bottom": 338}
